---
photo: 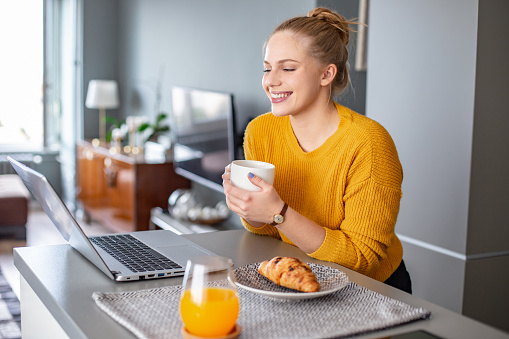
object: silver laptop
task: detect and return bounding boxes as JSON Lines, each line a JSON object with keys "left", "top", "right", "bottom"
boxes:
{"left": 8, "top": 156, "right": 216, "bottom": 282}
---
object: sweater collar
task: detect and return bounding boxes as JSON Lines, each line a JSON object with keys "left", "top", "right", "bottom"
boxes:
{"left": 284, "top": 101, "right": 352, "bottom": 159}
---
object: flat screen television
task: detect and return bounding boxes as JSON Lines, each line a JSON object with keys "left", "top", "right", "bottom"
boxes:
{"left": 171, "top": 86, "right": 237, "bottom": 193}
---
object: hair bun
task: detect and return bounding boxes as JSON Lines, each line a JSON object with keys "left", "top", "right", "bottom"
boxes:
{"left": 308, "top": 7, "right": 352, "bottom": 39}
{"left": 308, "top": 7, "right": 337, "bottom": 20}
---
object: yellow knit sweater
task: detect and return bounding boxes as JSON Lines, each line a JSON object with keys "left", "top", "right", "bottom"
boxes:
{"left": 241, "top": 102, "right": 403, "bottom": 282}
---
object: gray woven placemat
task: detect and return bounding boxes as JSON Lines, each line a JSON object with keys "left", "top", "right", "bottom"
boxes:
{"left": 93, "top": 280, "right": 431, "bottom": 339}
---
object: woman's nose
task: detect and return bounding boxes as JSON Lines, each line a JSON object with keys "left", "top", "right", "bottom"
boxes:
{"left": 264, "top": 70, "right": 281, "bottom": 87}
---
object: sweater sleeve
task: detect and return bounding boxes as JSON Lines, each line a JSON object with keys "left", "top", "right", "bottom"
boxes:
{"left": 240, "top": 218, "right": 282, "bottom": 239}
{"left": 239, "top": 115, "right": 281, "bottom": 239}
{"left": 308, "top": 179, "right": 402, "bottom": 276}
{"left": 243, "top": 118, "right": 258, "bottom": 162}
{"left": 309, "top": 121, "right": 403, "bottom": 277}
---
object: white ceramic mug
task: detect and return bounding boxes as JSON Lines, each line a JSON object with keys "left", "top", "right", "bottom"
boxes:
{"left": 230, "top": 160, "right": 275, "bottom": 192}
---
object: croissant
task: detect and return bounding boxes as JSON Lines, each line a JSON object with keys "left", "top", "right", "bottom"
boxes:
{"left": 258, "top": 257, "right": 320, "bottom": 292}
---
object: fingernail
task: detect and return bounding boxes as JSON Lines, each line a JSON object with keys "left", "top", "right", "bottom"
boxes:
{"left": 248, "top": 172, "right": 254, "bottom": 178}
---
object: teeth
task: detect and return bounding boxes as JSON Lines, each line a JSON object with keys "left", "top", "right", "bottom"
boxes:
{"left": 271, "top": 92, "right": 290, "bottom": 99}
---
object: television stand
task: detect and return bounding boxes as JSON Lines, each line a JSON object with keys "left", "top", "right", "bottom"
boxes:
{"left": 150, "top": 207, "right": 239, "bottom": 234}
{"left": 76, "top": 140, "right": 191, "bottom": 233}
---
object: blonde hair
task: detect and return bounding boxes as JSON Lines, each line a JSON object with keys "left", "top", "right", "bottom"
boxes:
{"left": 265, "top": 7, "right": 358, "bottom": 96}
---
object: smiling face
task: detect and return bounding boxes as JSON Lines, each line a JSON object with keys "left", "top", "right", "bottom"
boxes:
{"left": 263, "top": 31, "right": 329, "bottom": 118}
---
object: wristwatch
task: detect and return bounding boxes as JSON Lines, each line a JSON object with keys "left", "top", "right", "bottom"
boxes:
{"left": 270, "top": 203, "right": 288, "bottom": 226}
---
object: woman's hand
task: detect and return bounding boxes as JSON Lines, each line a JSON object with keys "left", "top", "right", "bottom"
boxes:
{"left": 222, "top": 164, "right": 283, "bottom": 226}
{"left": 222, "top": 163, "right": 326, "bottom": 252}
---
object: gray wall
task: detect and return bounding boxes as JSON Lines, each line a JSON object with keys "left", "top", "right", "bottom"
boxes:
{"left": 368, "top": 0, "right": 477, "bottom": 253}
{"left": 82, "top": 0, "right": 119, "bottom": 139}
{"left": 467, "top": 0, "right": 509, "bottom": 255}
{"left": 366, "top": 0, "right": 509, "bottom": 332}
{"left": 464, "top": 2, "right": 509, "bottom": 329}
{"left": 318, "top": 0, "right": 367, "bottom": 115}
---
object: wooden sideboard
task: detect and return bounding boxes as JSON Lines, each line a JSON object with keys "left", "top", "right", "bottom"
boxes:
{"left": 76, "top": 140, "right": 190, "bottom": 233}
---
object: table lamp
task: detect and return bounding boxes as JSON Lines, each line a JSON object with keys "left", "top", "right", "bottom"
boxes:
{"left": 85, "top": 80, "right": 119, "bottom": 143}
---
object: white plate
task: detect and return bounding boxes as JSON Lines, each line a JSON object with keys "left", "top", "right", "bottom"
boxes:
{"left": 234, "top": 262, "right": 349, "bottom": 300}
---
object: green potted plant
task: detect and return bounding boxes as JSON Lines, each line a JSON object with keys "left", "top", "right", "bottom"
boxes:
{"left": 138, "top": 113, "right": 170, "bottom": 143}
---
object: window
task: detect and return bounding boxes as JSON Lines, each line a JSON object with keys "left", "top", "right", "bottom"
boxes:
{"left": 0, "top": 0, "right": 74, "bottom": 153}
{"left": 0, "top": 1, "right": 44, "bottom": 151}
{"left": 0, "top": 0, "right": 80, "bottom": 205}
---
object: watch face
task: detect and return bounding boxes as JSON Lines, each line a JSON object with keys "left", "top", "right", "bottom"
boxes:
{"left": 274, "top": 214, "right": 284, "bottom": 224}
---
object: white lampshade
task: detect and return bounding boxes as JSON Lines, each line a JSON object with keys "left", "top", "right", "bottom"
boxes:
{"left": 85, "top": 80, "right": 119, "bottom": 109}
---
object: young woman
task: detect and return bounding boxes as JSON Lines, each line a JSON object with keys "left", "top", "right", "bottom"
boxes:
{"left": 222, "top": 7, "right": 411, "bottom": 293}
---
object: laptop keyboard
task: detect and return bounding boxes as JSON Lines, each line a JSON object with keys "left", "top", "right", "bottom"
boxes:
{"left": 90, "top": 234, "right": 183, "bottom": 273}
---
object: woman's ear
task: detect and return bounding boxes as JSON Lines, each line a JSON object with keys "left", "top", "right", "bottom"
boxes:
{"left": 320, "top": 64, "right": 337, "bottom": 87}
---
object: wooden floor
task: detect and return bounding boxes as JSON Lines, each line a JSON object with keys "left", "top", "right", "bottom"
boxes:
{"left": 0, "top": 203, "right": 110, "bottom": 298}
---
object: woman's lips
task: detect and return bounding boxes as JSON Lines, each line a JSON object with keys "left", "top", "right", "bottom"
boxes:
{"left": 270, "top": 91, "right": 292, "bottom": 103}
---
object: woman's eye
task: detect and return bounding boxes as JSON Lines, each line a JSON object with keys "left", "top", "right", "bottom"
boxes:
{"left": 263, "top": 68, "right": 294, "bottom": 73}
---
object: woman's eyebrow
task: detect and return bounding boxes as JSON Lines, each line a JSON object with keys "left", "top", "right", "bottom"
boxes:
{"left": 264, "top": 59, "right": 300, "bottom": 65}
{"left": 278, "top": 59, "right": 300, "bottom": 63}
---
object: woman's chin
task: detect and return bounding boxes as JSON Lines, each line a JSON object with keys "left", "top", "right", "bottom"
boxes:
{"left": 270, "top": 106, "right": 291, "bottom": 117}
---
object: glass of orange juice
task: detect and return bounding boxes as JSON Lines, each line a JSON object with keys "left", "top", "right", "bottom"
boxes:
{"left": 180, "top": 256, "right": 240, "bottom": 338}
